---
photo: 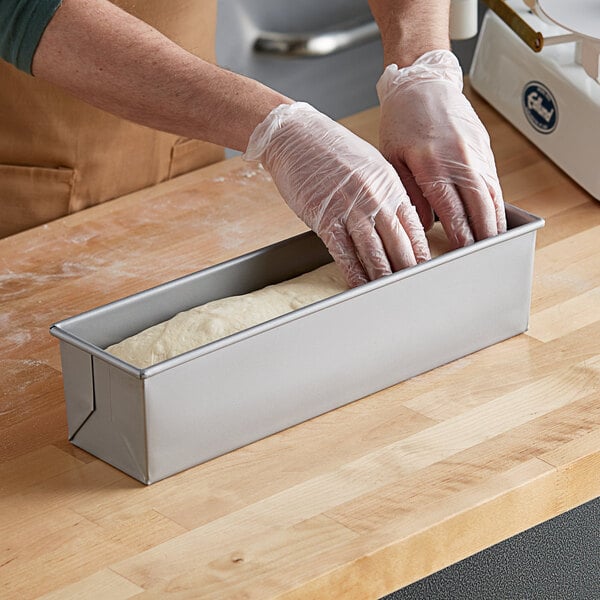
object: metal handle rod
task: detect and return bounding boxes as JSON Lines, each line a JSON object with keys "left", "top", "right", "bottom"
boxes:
{"left": 254, "top": 19, "right": 380, "bottom": 57}
{"left": 482, "top": 0, "right": 544, "bottom": 51}
{"left": 254, "top": 0, "right": 479, "bottom": 58}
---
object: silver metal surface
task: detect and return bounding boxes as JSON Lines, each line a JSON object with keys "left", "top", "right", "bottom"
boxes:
{"left": 215, "top": 0, "right": 383, "bottom": 124}
{"left": 254, "top": 18, "right": 379, "bottom": 57}
{"left": 51, "top": 204, "right": 544, "bottom": 484}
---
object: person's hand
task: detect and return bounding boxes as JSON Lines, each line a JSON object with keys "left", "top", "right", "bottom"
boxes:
{"left": 243, "top": 102, "right": 430, "bottom": 287}
{"left": 376, "top": 50, "right": 506, "bottom": 248}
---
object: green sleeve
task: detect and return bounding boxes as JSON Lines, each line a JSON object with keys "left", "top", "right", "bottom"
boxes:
{"left": 0, "top": 0, "right": 62, "bottom": 74}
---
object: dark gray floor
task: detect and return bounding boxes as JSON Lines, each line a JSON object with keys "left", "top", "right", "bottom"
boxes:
{"left": 380, "top": 497, "right": 600, "bottom": 600}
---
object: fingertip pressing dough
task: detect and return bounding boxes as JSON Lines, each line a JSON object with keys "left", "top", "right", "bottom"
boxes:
{"left": 106, "top": 223, "right": 451, "bottom": 369}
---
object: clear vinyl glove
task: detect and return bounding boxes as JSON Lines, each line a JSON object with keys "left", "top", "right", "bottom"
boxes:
{"left": 243, "top": 102, "right": 430, "bottom": 288}
{"left": 376, "top": 50, "right": 507, "bottom": 248}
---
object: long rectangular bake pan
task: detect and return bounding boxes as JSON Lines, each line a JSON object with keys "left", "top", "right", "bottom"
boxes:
{"left": 50, "top": 204, "right": 544, "bottom": 484}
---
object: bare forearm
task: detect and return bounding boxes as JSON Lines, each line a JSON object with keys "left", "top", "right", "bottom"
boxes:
{"left": 31, "top": 0, "right": 291, "bottom": 152}
{"left": 368, "top": 0, "right": 451, "bottom": 67}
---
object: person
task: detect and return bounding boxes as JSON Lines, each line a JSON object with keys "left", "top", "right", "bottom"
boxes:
{"left": 0, "top": 0, "right": 506, "bottom": 287}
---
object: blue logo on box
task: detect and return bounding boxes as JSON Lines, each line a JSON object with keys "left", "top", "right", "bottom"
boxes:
{"left": 522, "top": 81, "right": 558, "bottom": 134}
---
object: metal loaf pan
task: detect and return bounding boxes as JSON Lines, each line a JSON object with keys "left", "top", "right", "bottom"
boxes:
{"left": 50, "top": 204, "right": 544, "bottom": 484}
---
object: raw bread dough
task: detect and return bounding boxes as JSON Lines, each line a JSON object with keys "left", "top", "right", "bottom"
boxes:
{"left": 106, "top": 262, "right": 348, "bottom": 368}
{"left": 106, "top": 224, "right": 451, "bottom": 368}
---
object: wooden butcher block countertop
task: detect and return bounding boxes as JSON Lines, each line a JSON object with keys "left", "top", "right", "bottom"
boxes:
{"left": 1, "top": 83, "right": 599, "bottom": 600}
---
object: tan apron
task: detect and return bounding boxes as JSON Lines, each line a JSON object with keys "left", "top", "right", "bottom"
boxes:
{"left": 0, "top": 0, "right": 224, "bottom": 238}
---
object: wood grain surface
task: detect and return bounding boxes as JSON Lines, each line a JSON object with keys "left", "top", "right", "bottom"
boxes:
{"left": 1, "top": 82, "right": 599, "bottom": 599}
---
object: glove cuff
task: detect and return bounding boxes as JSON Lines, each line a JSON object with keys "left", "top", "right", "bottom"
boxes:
{"left": 376, "top": 49, "right": 463, "bottom": 104}
{"left": 243, "top": 101, "right": 319, "bottom": 163}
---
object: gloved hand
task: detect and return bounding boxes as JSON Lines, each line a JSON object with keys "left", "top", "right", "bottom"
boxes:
{"left": 243, "top": 102, "right": 430, "bottom": 287}
{"left": 376, "top": 50, "right": 507, "bottom": 248}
